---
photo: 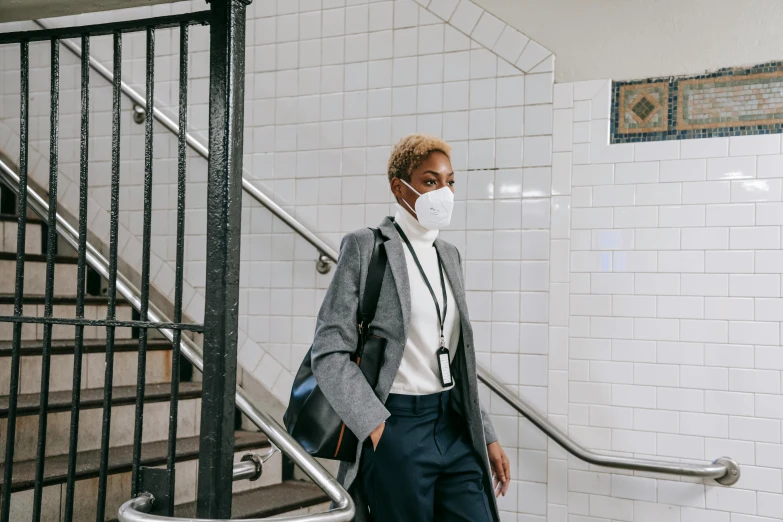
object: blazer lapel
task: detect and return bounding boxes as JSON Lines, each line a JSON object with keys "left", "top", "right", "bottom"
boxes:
{"left": 378, "top": 217, "right": 411, "bottom": 338}
{"left": 434, "top": 238, "right": 468, "bottom": 323}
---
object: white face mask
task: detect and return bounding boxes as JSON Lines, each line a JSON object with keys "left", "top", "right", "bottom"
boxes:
{"left": 400, "top": 179, "right": 454, "bottom": 230}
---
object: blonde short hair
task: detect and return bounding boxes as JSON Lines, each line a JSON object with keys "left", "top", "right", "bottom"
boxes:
{"left": 387, "top": 134, "right": 452, "bottom": 183}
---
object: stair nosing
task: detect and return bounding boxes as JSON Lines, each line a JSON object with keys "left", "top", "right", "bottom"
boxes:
{"left": 1, "top": 431, "right": 270, "bottom": 492}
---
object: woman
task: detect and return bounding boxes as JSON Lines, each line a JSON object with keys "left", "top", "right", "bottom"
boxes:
{"left": 311, "top": 134, "right": 510, "bottom": 522}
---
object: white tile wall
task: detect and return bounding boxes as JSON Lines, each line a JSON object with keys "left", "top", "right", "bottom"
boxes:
{"left": 556, "top": 77, "right": 783, "bottom": 522}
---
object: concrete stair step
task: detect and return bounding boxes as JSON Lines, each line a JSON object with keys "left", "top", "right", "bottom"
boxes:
{"left": 0, "top": 382, "right": 201, "bottom": 418}
{"left": 0, "top": 430, "right": 270, "bottom": 493}
{"left": 0, "top": 215, "right": 42, "bottom": 256}
{"left": 0, "top": 295, "right": 134, "bottom": 342}
{"left": 0, "top": 338, "right": 171, "bottom": 357}
{"left": 167, "top": 480, "right": 330, "bottom": 520}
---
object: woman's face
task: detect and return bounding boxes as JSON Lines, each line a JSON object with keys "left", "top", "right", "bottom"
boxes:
{"left": 391, "top": 151, "right": 455, "bottom": 215}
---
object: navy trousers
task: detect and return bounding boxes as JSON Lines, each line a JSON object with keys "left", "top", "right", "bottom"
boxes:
{"left": 361, "top": 391, "right": 494, "bottom": 522}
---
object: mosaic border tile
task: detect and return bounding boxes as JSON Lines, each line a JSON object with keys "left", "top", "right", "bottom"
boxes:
{"left": 611, "top": 61, "right": 783, "bottom": 143}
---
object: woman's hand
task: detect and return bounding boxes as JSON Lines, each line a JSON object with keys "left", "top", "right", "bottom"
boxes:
{"left": 369, "top": 422, "right": 385, "bottom": 450}
{"left": 487, "top": 441, "right": 510, "bottom": 497}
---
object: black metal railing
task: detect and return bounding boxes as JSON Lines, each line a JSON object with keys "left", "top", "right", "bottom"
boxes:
{"left": 0, "top": 3, "right": 248, "bottom": 519}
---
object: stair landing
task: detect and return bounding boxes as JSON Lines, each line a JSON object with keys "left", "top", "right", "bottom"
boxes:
{"left": 0, "top": 0, "right": 187, "bottom": 24}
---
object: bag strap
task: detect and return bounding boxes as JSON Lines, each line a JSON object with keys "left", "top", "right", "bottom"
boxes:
{"left": 357, "top": 228, "right": 387, "bottom": 334}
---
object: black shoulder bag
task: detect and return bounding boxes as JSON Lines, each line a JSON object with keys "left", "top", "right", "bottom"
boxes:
{"left": 283, "top": 228, "right": 388, "bottom": 461}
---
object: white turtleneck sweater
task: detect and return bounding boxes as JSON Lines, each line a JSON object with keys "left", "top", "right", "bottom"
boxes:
{"left": 391, "top": 204, "right": 460, "bottom": 395}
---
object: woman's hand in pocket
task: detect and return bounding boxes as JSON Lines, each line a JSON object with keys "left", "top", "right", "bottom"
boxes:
{"left": 370, "top": 422, "right": 386, "bottom": 450}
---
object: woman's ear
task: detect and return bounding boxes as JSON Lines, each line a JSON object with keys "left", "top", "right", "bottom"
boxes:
{"left": 390, "top": 177, "right": 403, "bottom": 199}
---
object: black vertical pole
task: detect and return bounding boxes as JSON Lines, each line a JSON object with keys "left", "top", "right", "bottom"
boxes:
{"left": 196, "top": 0, "right": 248, "bottom": 518}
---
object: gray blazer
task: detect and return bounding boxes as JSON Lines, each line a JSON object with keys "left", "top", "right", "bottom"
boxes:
{"left": 311, "top": 216, "right": 499, "bottom": 522}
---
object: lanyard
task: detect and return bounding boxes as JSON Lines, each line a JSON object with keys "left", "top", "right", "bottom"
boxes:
{"left": 394, "top": 223, "right": 448, "bottom": 349}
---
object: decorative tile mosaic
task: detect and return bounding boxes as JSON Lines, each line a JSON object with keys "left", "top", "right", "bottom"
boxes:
{"left": 612, "top": 61, "right": 783, "bottom": 143}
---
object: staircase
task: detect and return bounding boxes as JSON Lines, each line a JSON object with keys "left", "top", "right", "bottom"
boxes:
{"left": 0, "top": 186, "right": 329, "bottom": 519}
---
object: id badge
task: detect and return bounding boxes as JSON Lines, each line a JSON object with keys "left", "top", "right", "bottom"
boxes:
{"left": 437, "top": 346, "right": 453, "bottom": 387}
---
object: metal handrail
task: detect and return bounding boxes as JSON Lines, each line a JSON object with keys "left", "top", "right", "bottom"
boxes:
{"left": 33, "top": 19, "right": 339, "bottom": 274}
{"left": 0, "top": 158, "right": 355, "bottom": 521}
{"left": 478, "top": 367, "right": 740, "bottom": 485}
{"left": 32, "top": 18, "right": 742, "bottom": 490}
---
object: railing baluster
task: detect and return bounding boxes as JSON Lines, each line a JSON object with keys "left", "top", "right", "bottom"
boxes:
{"left": 0, "top": 40, "right": 30, "bottom": 522}
{"left": 32, "top": 37, "right": 60, "bottom": 522}
{"left": 165, "top": 21, "right": 189, "bottom": 516}
{"left": 131, "top": 25, "right": 155, "bottom": 498}
{"left": 96, "top": 30, "right": 122, "bottom": 522}
{"left": 63, "top": 32, "right": 90, "bottom": 522}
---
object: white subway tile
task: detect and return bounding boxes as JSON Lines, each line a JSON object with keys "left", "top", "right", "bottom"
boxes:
{"left": 592, "top": 185, "right": 635, "bottom": 207}
{"left": 731, "top": 179, "right": 782, "bottom": 203}
{"left": 682, "top": 181, "right": 731, "bottom": 204}
{"left": 611, "top": 428, "right": 657, "bottom": 454}
{"left": 635, "top": 140, "right": 680, "bottom": 161}
{"left": 525, "top": 104, "right": 553, "bottom": 136}
{"left": 730, "top": 321, "right": 780, "bottom": 346}
{"left": 570, "top": 382, "right": 612, "bottom": 405}
{"left": 681, "top": 507, "right": 730, "bottom": 522}
{"left": 635, "top": 228, "right": 680, "bottom": 250}
{"left": 730, "top": 274, "right": 780, "bottom": 298}
{"left": 705, "top": 203, "right": 755, "bottom": 226}
{"left": 658, "top": 433, "right": 704, "bottom": 459}
{"left": 740, "top": 466, "right": 783, "bottom": 495}
{"left": 591, "top": 316, "right": 634, "bottom": 339}
{"left": 755, "top": 298, "right": 783, "bottom": 321}
{"left": 705, "top": 438, "right": 756, "bottom": 465}
{"left": 730, "top": 368, "right": 781, "bottom": 394}
{"left": 658, "top": 296, "right": 704, "bottom": 319}
{"left": 571, "top": 338, "right": 611, "bottom": 360}
{"left": 572, "top": 164, "right": 614, "bottom": 186}
{"left": 729, "top": 416, "right": 781, "bottom": 443}
{"left": 681, "top": 137, "right": 729, "bottom": 159}
{"left": 681, "top": 227, "right": 729, "bottom": 250}
{"left": 756, "top": 393, "right": 783, "bottom": 419}
{"left": 571, "top": 294, "right": 611, "bottom": 316}
{"left": 611, "top": 475, "right": 657, "bottom": 502}
{"left": 681, "top": 412, "right": 729, "bottom": 437}
{"left": 756, "top": 443, "right": 783, "bottom": 469}
{"left": 634, "top": 408, "right": 680, "bottom": 433}
{"left": 661, "top": 159, "right": 707, "bottom": 182}
{"left": 658, "top": 341, "right": 704, "bottom": 365}
{"left": 552, "top": 108, "right": 572, "bottom": 151}
{"left": 681, "top": 274, "right": 728, "bottom": 296}
{"left": 658, "top": 481, "right": 707, "bottom": 509}
{"left": 615, "top": 162, "right": 659, "bottom": 185}
{"left": 755, "top": 251, "right": 783, "bottom": 274}
{"left": 592, "top": 273, "right": 634, "bottom": 295}
{"left": 681, "top": 365, "right": 728, "bottom": 390}
{"left": 659, "top": 251, "right": 704, "bottom": 273}
{"left": 572, "top": 208, "right": 613, "bottom": 229}
{"left": 705, "top": 251, "right": 755, "bottom": 274}
{"left": 496, "top": 106, "right": 524, "bottom": 137}
{"left": 657, "top": 387, "right": 704, "bottom": 412}
{"left": 756, "top": 345, "right": 783, "bottom": 371}
{"left": 707, "top": 156, "right": 756, "bottom": 180}
{"left": 757, "top": 154, "right": 783, "bottom": 178}
{"left": 704, "top": 297, "right": 754, "bottom": 320}
{"left": 634, "top": 318, "right": 679, "bottom": 341}
{"left": 612, "top": 384, "right": 656, "bottom": 408}
{"left": 568, "top": 469, "right": 611, "bottom": 495}
{"left": 635, "top": 183, "right": 682, "bottom": 206}
{"left": 612, "top": 340, "right": 656, "bottom": 362}
{"left": 614, "top": 251, "right": 658, "bottom": 272}
{"left": 659, "top": 205, "right": 705, "bottom": 227}
{"left": 590, "top": 361, "right": 633, "bottom": 384}
{"left": 704, "top": 391, "right": 755, "bottom": 416}
{"left": 633, "top": 501, "right": 681, "bottom": 522}
{"left": 634, "top": 362, "right": 679, "bottom": 386}
{"left": 756, "top": 202, "right": 783, "bottom": 225}
{"left": 613, "top": 295, "right": 656, "bottom": 318}
{"left": 729, "top": 134, "right": 781, "bottom": 156}
{"left": 592, "top": 229, "right": 634, "bottom": 250}
{"left": 551, "top": 152, "right": 572, "bottom": 196}
{"left": 635, "top": 273, "right": 680, "bottom": 295}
